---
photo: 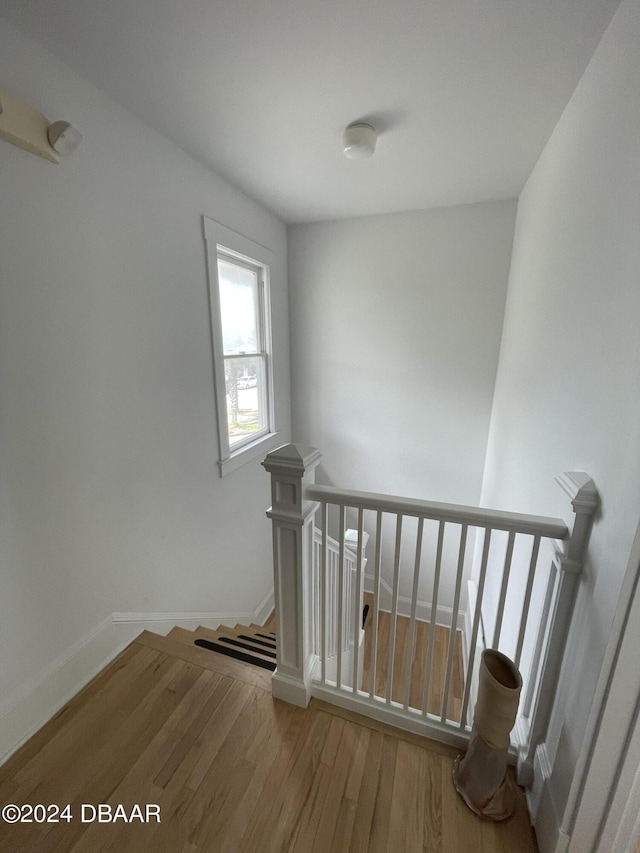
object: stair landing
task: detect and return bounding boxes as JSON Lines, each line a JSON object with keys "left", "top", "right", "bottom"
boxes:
{"left": 0, "top": 619, "right": 538, "bottom": 852}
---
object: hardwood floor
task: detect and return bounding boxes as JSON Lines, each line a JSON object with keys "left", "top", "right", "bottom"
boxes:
{"left": 0, "top": 627, "right": 537, "bottom": 852}
{"left": 361, "top": 593, "right": 465, "bottom": 722}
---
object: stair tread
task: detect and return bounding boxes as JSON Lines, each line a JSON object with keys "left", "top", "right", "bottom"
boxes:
{"left": 193, "top": 638, "right": 276, "bottom": 672}
{"left": 215, "top": 624, "right": 248, "bottom": 638}
{"left": 197, "top": 624, "right": 275, "bottom": 645}
{"left": 197, "top": 625, "right": 248, "bottom": 644}
{"left": 166, "top": 626, "right": 195, "bottom": 645}
{"left": 135, "top": 630, "right": 272, "bottom": 690}
{"left": 215, "top": 636, "right": 277, "bottom": 661}
{"left": 234, "top": 632, "right": 277, "bottom": 650}
{"left": 193, "top": 627, "right": 277, "bottom": 662}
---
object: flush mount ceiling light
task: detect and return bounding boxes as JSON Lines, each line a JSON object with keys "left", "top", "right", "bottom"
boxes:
{"left": 343, "top": 122, "right": 376, "bottom": 159}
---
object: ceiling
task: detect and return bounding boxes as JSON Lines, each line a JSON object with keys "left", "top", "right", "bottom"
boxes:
{"left": 1, "top": 0, "right": 620, "bottom": 224}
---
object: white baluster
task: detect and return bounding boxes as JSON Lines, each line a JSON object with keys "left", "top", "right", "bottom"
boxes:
{"left": 386, "top": 515, "right": 403, "bottom": 706}
{"left": 422, "top": 521, "right": 445, "bottom": 716}
{"left": 404, "top": 518, "right": 424, "bottom": 710}
{"left": 441, "top": 524, "right": 468, "bottom": 723}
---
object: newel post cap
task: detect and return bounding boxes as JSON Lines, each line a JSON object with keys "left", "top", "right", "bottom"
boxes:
{"left": 555, "top": 472, "right": 599, "bottom": 515}
{"left": 262, "top": 443, "right": 322, "bottom": 476}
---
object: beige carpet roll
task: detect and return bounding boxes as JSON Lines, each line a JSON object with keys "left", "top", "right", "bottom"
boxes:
{"left": 452, "top": 649, "right": 522, "bottom": 821}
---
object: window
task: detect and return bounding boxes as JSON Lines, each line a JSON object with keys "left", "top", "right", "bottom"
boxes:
{"left": 203, "top": 218, "right": 280, "bottom": 475}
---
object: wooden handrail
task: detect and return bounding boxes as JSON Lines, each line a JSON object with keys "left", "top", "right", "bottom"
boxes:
{"left": 306, "top": 484, "right": 568, "bottom": 539}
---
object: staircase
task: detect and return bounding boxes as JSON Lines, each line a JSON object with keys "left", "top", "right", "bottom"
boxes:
{"left": 192, "top": 624, "right": 276, "bottom": 671}
{"left": 132, "top": 616, "right": 278, "bottom": 691}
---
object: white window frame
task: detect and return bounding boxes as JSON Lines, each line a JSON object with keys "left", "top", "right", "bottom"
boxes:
{"left": 203, "top": 217, "right": 281, "bottom": 476}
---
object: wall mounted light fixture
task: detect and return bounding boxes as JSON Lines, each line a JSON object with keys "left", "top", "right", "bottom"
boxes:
{"left": 0, "top": 89, "right": 82, "bottom": 163}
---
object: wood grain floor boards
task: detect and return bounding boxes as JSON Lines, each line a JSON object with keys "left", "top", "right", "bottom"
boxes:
{"left": 0, "top": 633, "right": 537, "bottom": 853}
{"left": 362, "top": 593, "right": 465, "bottom": 722}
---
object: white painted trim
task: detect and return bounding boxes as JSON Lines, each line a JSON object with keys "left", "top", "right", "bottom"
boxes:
{"left": 462, "top": 579, "right": 475, "bottom": 678}
{"left": 0, "top": 591, "right": 275, "bottom": 767}
{"left": 559, "top": 516, "right": 640, "bottom": 851}
{"left": 526, "top": 742, "right": 552, "bottom": 819}
{"left": 272, "top": 654, "right": 318, "bottom": 707}
{"left": 525, "top": 743, "right": 565, "bottom": 853}
{"left": 219, "top": 430, "right": 283, "bottom": 477}
{"left": 112, "top": 588, "right": 274, "bottom": 633}
{"left": 0, "top": 618, "right": 138, "bottom": 768}
{"left": 202, "top": 216, "right": 278, "bottom": 478}
{"left": 307, "top": 483, "right": 568, "bottom": 539}
{"left": 253, "top": 587, "right": 276, "bottom": 627}
{"left": 363, "top": 573, "right": 466, "bottom": 631}
{"left": 462, "top": 579, "right": 485, "bottom": 713}
{"left": 311, "top": 682, "right": 471, "bottom": 750}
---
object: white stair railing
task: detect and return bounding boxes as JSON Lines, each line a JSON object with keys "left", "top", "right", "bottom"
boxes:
{"left": 311, "top": 526, "right": 368, "bottom": 659}
{"left": 263, "top": 444, "right": 598, "bottom": 784}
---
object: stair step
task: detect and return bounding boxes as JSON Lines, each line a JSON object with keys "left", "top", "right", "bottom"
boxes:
{"left": 193, "top": 625, "right": 224, "bottom": 644}
{"left": 197, "top": 624, "right": 276, "bottom": 651}
{"left": 215, "top": 635, "right": 276, "bottom": 660}
{"left": 166, "top": 626, "right": 196, "bottom": 645}
{"left": 250, "top": 623, "right": 274, "bottom": 632}
{"left": 235, "top": 633, "right": 276, "bottom": 651}
{"left": 134, "top": 630, "right": 273, "bottom": 690}
{"left": 192, "top": 627, "right": 276, "bottom": 664}
{"left": 193, "top": 638, "right": 276, "bottom": 672}
{"left": 251, "top": 632, "right": 277, "bottom": 645}
{"left": 215, "top": 624, "right": 248, "bottom": 639}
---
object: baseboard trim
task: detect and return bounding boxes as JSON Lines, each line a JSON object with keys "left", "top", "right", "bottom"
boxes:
{"left": 310, "top": 682, "right": 471, "bottom": 751}
{"left": 253, "top": 587, "right": 276, "bottom": 627}
{"left": 0, "top": 618, "right": 139, "bottom": 768}
{"left": 0, "top": 590, "right": 275, "bottom": 767}
{"left": 364, "top": 574, "right": 465, "bottom": 631}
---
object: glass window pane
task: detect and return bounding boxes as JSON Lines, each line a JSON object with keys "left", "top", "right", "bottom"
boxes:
{"left": 217, "top": 256, "right": 259, "bottom": 355}
{"left": 225, "top": 356, "right": 267, "bottom": 448}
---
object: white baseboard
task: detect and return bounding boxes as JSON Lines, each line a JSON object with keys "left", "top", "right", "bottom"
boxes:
{"left": 310, "top": 682, "right": 471, "bottom": 751}
{"left": 0, "top": 590, "right": 275, "bottom": 767}
{"left": 111, "top": 587, "right": 275, "bottom": 634}
{"left": 0, "top": 618, "right": 139, "bottom": 768}
{"left": 364, "top": 574, "right": 465, "bottom": 631}
{"left": 253, "top": 588, "right": 276, "bottom": 627}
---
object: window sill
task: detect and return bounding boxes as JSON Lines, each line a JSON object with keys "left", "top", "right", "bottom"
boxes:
{"left": 218, "top": 430, "right": 283, "bottom": 477}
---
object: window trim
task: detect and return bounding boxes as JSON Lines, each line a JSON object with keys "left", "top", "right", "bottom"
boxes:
{"left": 203, "top": 217, "right": 281, "bottom": 476}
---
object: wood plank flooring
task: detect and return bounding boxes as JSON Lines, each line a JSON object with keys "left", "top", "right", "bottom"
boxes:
{"left": 361, "top": 593, "right": 465, "bottom": 722}
{"left": 0, "top": 629, "right": 537, "bottom": 852}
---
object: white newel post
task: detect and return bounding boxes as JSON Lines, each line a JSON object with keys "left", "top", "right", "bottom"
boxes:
{"left": 517, "top": 472, "right": 599, "bottom": 789}
{"left": 262, "top": 444, "right": 322, "bottom": 707}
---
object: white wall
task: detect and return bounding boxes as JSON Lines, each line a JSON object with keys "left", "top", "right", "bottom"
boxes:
{"left": 0, "top": 19, "right": 290, "bottom": 748}
{"left": 479, "top": 0, "right": 640, "bottom": 847}
{"left": 288, "top": 202, "right": 515, "bottom": 609}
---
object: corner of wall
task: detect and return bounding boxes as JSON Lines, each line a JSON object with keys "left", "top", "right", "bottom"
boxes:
{"left": 0, "top": 617, "right": 140, "bottom": 767}
{"left": 0, "top": 588, "right": 275, "bottom": 768}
